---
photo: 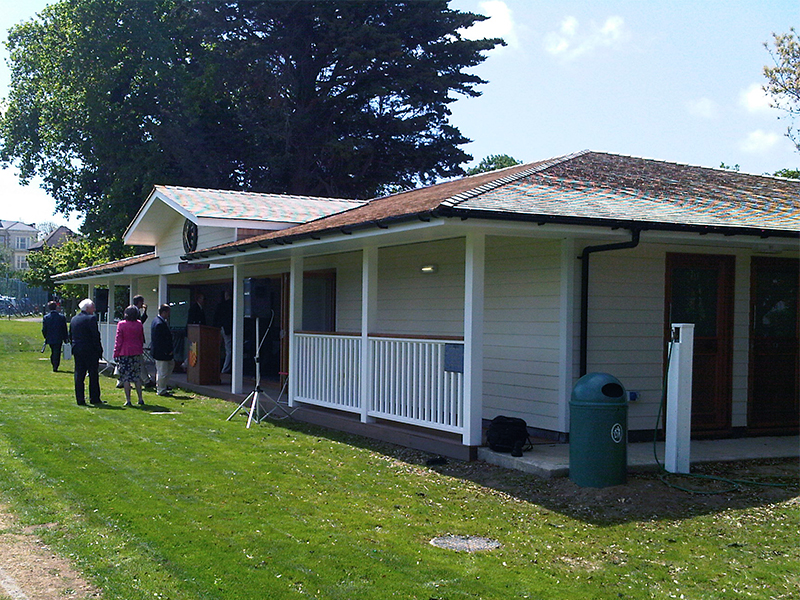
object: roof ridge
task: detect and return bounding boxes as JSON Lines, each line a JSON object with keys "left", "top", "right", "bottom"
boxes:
{"left": 157, "top": 184, "right": 359, "bottom": 204}
{"left": 440, "top": 150, "right": 590, "bottom": 208}
{"left": 587, "top": 150, "right": 799, "bottom": 181}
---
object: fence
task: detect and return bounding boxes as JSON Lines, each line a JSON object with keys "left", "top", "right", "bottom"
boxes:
{"left": 0, "top": 276, "right": 48, "bottom": 316}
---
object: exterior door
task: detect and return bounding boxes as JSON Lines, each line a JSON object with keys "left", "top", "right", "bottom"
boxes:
{"left": 665, "top": 253, "right": 735, "bottom": 436}
{"left": 748, "top": 257, "right": 799, "bottom": 433}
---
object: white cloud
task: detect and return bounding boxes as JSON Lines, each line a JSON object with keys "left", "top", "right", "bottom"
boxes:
{"left": 739, "top": 83, "right": 773, "bottom": 113}
{"left": 461, "top": 1, "right": 519, "bottom": 49}
{"left": 739, "top": 129, "right": 781, "bottom": 153}
{"left": 544, "top": 15, "right": 627, "bottom": 60}
{"left": 686, "top": 97, "right": 719, "bottom": 119}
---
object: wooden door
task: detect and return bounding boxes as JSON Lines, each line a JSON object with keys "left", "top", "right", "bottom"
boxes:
{"left": 748, "top": 257, "right": 799, "bottom": 432}
{"left": 665, "top": 253, "right": 735, "bottom": 435}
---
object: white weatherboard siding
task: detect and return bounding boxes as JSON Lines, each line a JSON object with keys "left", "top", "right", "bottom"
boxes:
{"left": 583, "top": 241, "right": 796, "bottom": 433}
{"left": 377, "top": 238, "right": 466, "bottom": 337}
{"left": 156, "top": 218, "right": 236, "bottom": 268}
{"left": 483, "top": 237, "right": 563, "bottom": 430}
{"left": 305, "top": 252, "right": 362, "bottom": 332}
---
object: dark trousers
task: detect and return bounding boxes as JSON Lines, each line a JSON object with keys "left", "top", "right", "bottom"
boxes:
{"left": 48, "top": 343, "right": 62, "bottom": 371}
{"left": 73, "top": 351, "right": 101, "bottom": 405}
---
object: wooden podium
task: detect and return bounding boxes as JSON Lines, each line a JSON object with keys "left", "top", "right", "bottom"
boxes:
{"left": 186, "top": 324, "right": 221, "bottom": 385}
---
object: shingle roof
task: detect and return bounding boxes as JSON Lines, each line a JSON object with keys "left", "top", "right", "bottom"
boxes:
{"left": 53, "top": 252, "right": 157, "bottom": 281}
{"left": 184, "top": 151, "right": 799, "bottom": 259}
{"left": 184, "top": 158, "right": 557, "bottom": 256}
{"left": 154, "top": 185, "right": 365, "bottom": 223}
{"left": 450, "top": 152, "right": 800, "bottom": 232}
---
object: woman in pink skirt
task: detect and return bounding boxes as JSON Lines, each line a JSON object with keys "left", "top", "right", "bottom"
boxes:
{"left": 113, "top": 305, "right": 146, "bottom": 406}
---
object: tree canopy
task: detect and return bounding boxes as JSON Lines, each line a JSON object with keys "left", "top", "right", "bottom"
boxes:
{"left": 764, "top": 28, "right": 800, "bottom": 152}
{"left": 1, "top": 0, "right": 502, "bottom": 240}
{"left": 22, "top": 235, "right": 131, "bottom": 298}
{"left": 466, "top": 154, "right": 522, "bottom": 175}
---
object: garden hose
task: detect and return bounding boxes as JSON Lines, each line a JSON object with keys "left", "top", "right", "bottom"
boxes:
{"left": 652, "top": 337, "right": 792, "bottom": 495}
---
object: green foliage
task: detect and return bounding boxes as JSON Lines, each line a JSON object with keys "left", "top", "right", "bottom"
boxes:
{"left": 22, "top": 235, "right": 131, "bottom": 298}
{"left": 1, "top": 0, "right": 502, "bottom": 240}
{"left": 764, "top": 28, "right": 800, "bottom": 151}
{"left": 466, "top": 154, "right": 523, "bottom": 175}
{"left": 719, "top": 162, "right": 741, "bottom": 171}
{"left": 774, "top": 167, "right": 800, "bottom": 178}
{"left": 0, "top": 320, "right": 798, "bottom": 600}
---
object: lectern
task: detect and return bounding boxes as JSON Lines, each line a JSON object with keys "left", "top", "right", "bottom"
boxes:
{"left": 187, "top": 324, "right": 221, "bottom": 385}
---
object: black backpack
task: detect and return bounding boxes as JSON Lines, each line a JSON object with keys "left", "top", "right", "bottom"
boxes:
{"left": 486, "top": 416, "right": 533, "bottom": 456}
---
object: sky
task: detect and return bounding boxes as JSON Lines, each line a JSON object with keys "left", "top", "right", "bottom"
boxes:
{"left": 0, "top": 0, "right": 797, "bottom": 234}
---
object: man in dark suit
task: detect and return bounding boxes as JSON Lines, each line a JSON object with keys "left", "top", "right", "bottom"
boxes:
{"left": 42, "top": 300, "right": 68, "bottom": 372}
{"left": 187, "top": 291, "right": 206, "bottom": 325}
{"left": 69, "top": 298, "right": 104, "bottom": 406}
{"left": 151, "top": 304, "right": 175, "bottom": 396}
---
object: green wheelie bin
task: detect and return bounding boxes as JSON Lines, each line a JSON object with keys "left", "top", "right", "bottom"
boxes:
{"left": 569, "top": 372, "right": 628, "bottom": 487}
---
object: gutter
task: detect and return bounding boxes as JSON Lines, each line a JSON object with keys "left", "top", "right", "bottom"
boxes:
{"left": 578, "top": 229, "right": 641, "bottom": 377}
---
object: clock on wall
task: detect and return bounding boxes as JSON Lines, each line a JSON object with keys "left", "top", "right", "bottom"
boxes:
{"left": 182, "top": 219, "right": 198, "bottom": 253}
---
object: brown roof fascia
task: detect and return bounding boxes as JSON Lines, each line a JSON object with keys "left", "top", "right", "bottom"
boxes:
{"left": 53, "top": 252, "right": 157, "bottom": 281}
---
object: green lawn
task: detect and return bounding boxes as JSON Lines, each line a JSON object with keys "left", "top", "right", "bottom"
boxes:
{"left": 0, "top": 319, "right": 797, "bottom": 599}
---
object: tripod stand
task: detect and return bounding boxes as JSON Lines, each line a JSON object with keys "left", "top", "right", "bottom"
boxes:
{"left": 227, "top": 312, "right": 275, "bottom": 428}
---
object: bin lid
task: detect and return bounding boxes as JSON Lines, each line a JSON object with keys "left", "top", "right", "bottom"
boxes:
{"left": 570, "top": 372, "right": 626, "bottom": 404}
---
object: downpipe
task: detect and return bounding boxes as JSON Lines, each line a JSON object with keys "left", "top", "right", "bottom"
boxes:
{"left": 579, "top": 228, "right": 641, "bottom": 376}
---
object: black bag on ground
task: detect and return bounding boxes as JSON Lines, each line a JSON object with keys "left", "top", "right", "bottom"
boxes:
{"left": 486, "top": 416, "right": 532, "bottom": 456}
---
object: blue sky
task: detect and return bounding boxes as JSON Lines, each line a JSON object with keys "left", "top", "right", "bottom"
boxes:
{"left": 1, "top": 0, "right": 798, "bottom": 232}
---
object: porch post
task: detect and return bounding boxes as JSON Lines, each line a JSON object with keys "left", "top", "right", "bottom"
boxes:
{"left": 463, "top": 232, "right": 485, "bottom": 446}
{"left": 558, "top": 238, "right": 577, "bottom": 433}
{"left": 157, "top": 275, "right": 168, "bottom": 307}
{"left": 129, "top": 277, "right": 138, "bottom": 304}
{"left": 106, "top": 278, "right": 116, "bottom": 362}
{"left": 231, "top": 262, "right": 245, "bottom": 394}
{"left": 360, "top": 246, "right": 378, "bottom": 423}
{"left": 288, "top": 255, "right": 304, "bottom": 407}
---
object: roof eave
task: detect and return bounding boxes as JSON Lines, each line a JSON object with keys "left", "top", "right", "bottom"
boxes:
{"left": 438, "top": 206, "right": 800, "bottom": 239}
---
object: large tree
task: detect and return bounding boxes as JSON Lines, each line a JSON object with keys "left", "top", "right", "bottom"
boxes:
{"left": 764, "top": 28, "right": 800, "bottom": 152}
{"left": 1, "top": 0, "right": 501, "bottom": 239}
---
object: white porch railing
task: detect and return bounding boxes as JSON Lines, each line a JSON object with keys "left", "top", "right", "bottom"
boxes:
{"left": 99, "top": 322, "right": 117, "bottom": 363}
{"left": 369, "top": 336, "right": 464, "bottom": 433}
{"left": 293, "top": 332, "right": 465, "bottom": 434}
{"left": 294, "top": 333, "right": 361, "bottom": 412}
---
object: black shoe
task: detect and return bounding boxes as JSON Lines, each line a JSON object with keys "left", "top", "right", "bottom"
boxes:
{"left": 90, "top": 400, "right": 104, "bottom": 405}
{"left": 77, "top": 401, "right": 86, "bottom": 406}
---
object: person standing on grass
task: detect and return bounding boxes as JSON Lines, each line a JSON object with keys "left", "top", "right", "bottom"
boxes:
{"left": 42, "top": 300, "right": 68, "bottom": 372}
{"left": 113, "top": 305, "right": 146, "bottom": 407}
{"left": 69, "top": 298, "right": 103, "bottom": 406}
{"left": 151, "top": 304, "right": 175, "bottom": 396}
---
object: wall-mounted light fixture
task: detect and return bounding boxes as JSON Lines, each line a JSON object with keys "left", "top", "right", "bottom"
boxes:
{"left": 420, "top": 264, "right": 438, "bottom": 274}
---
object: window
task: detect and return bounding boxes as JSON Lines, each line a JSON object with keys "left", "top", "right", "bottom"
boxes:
{"left": 15, "top": 255, "right": 28, "bottom": 270}
{"left": 15, "top": 236, "right": 30, "bottom": 250}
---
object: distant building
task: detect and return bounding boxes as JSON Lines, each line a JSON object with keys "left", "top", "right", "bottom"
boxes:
{"left": 0, "top": 220, "right": 38, "bottom": 271}
{"left": 29, "top": 225, "right": 76, "bottom": 252}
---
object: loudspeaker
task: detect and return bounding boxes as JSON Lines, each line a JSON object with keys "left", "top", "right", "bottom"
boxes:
{"left": 243, "top": 278, "right": 271, "bottom": 319}
{"left": 94, "top": 288, "right": 109, "bottom": 315}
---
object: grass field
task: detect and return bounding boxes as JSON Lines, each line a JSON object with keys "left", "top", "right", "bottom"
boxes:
{"left": 0, "top": 318, "right": 797, "bottom": 599}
